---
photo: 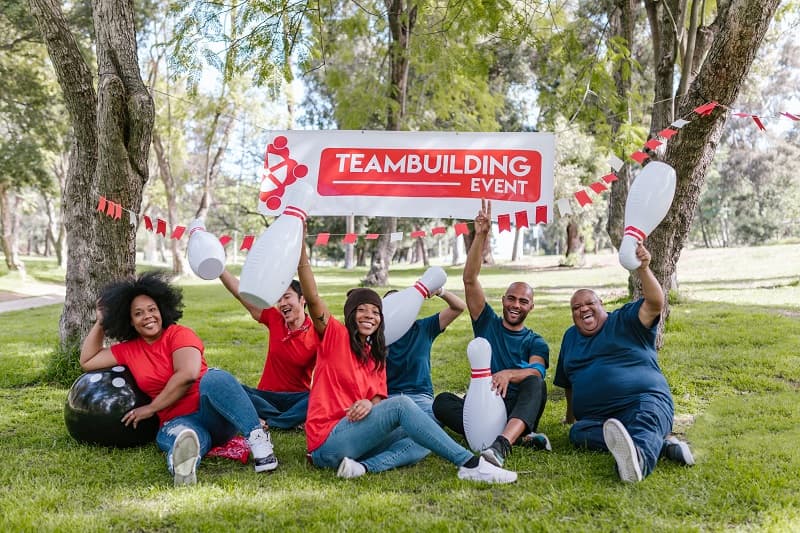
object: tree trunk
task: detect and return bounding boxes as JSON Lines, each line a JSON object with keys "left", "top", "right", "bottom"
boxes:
{"left": 363, "top": 217, "right": 398, "bottom": 286}
{"left": 648, "top": 0, "right": 780, "bottom": 345}
{"left": 0, "top": 186, "right": 25, "bottom": 272}
{"left": 152, "top": 129, "right": 186, "bottom": 275}
{"left": 30, "top": 0, "right": 154, "bottom": 352}
{"left": 364, "top": 0, "right": 417, "bottom": 286}
{"left": 511, "top": 227, "right": 521, "bottom": 262}
{"left": 344, "top": 215, "right": 355, "bottom": 269}
{"left": 564, "top": 219, "right": 585, "bottom": 266}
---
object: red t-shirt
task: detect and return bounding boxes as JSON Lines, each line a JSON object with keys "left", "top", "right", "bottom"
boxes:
{"left": 111, "top": 324, "right": 207, "bottom": 426}
{"left": 257, "top": 307, "right": 317, "bottom": 392}
{"left": 305, "top": 317, "right": 387, "bottom": 452}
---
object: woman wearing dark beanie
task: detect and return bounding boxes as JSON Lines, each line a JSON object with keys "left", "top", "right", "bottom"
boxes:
{"left": 297, "top": 232, "right": 517, "bottom": 483}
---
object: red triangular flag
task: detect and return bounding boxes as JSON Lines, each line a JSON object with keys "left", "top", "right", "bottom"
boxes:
{"left": 497, "top": 214, "right": 511, "bottom": 233}
{"left": 343, "top": 233, "right": 357, "bottom": 244}
{"left": 602, "top": 173, "right": 618, "bottom": 184}
{"left": 105, "top": 201, "right": 116, "bottom": 217}
{"left": 751, "top": 115, "right": 766, "bottom": 131}
{"left": 780, "top": 112, "right": 799, "bottom": 121}
{"left": 171, "top": 226, "right": 186, "bottom": 240}
{"left": 574, "top": 190, "right": 592, "bottom": 207}
{"left": 514, "top": 211, "right": 529, "bottom": 229}
{"left": 96, "top": 196, "right": 107, "bottom": 212}
{"left": 644, "top": 139, "right": 663, "bottom": 150}
{"left": 694, "top": 101, "right": 718, "bottom": 116}
{"left": 156, "top": 218, "right": 167, "bottom": 236}
{"left": 114, "top": 203, "right": 122, "bottom": 220}
{"left": 410, "top": 230, "right": 426, "bottom": 238}
{"left": 240, "top": 235, "right": 255, "bottom": 250}
{"left": 315, "top": 233, "right": 330, "bottom": 245}
{"left": 219, "top": 235, "right": 232, "bottom": 246}
{"left": 143, "top": 215, "right": 153, "bottom": 231}
{"left": 535, "top": 205, "right": 548, "bottom": 224}
{"left": 454, "top": 222, "right": 469, "bottom": 236}
{"left": 365, "top": 233, "right": 379, "bottom": 240}
{"left": 658, "top": 128, "right": 678, "bottom": 139}
{"left": 630, "top": 151, "right": 650, "bottom": 164}
{"left": 431, "top": 226, "right": 447, "bottom": 235}
{"left": 589, "top": 181, "right": 608, "bottom": 194}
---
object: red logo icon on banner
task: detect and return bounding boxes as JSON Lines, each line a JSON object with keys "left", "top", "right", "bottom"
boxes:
{"left": 260, "top": 136, "right": 309, "bottom": 211}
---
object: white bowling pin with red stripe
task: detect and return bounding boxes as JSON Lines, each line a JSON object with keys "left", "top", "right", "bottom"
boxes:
{"left": 383, "top": 266, "right": 447, "bottom": 345}
{"left": 239, "top": 181, "right": 314, "bottom": 308}
{"left": 186, "top": 218, "right": 226, "bottom": 280}
{"left": 619, "top": 162, "right": 677, "bottom": 270}
{"left": 462, "top": 337, "right": 507, "bottom": 452}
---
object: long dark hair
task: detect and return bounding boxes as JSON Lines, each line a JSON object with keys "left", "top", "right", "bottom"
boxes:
{"left": 98, "top": 271, "right": 184, "bottom": 341}
{"left": 344, "top": 307, "right": 387, "bottom": 372}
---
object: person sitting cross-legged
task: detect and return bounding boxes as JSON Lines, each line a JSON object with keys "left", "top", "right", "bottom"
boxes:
{"left": 554, "top": 242, "right": 694, "bottom": 483}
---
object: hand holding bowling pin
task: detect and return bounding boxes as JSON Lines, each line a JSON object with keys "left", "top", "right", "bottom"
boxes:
{"left": 239, "top": 181, "right": 314, "bottom": 309}
{"left": 463, "top": 337, "right": 507, "bottom": 452}
{"left": 619, "top": 162, "right": 676, "bottom": 271}
{"left": 383, "top": 266, "right": 448, "bottom": 345}
{"left": 187, "top": 218, "right": 226, "bottom": 280}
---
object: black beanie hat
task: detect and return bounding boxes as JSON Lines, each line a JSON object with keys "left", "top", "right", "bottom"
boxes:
{"left": 343, "top": 288, "right": 383, "bottom": 319}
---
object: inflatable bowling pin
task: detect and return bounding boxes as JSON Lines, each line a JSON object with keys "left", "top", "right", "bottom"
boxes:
{"left": 383, "top": 266, "right": 447, "bottom": 345}
{"left": 186, "top": 218, "right": 226, "bottom": 280}
{"left": 239, "top": 181, "right": 314, "bottom": 308}
{"left": 463, "top": 337, "right": 507, "bottom": 452}
{"left": 618, "top": 161, "right": 677, "bottom": 270}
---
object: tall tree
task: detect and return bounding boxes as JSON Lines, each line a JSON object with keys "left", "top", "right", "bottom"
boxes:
{"left": 29, "top": 0, "right": 154, "bottom": 353}
{"left": 644, "top": 0, "right": 781, "bottom": 340}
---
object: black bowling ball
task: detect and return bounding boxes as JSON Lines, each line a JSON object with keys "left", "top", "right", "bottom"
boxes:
{"left": 64, "top": 365, "right": 159, "bottom": 447}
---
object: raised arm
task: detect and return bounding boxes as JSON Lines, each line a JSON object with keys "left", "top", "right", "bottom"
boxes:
{"left": 297, "top": 232, "right": 330, "bottom": 335}
{"left": 434, "top": 288, "right": 466, "bottom": 331}
{"left": 463, "top": 199, "right": 491, "bottom": 320}
{"left": 80, "top": 307, "right": 118, "bottom": 371}
{"left": 636, "top": 242, "right": 665, "bottom": 328}
{"left": 220, "top": 269, "right": 263, "bottom": 321}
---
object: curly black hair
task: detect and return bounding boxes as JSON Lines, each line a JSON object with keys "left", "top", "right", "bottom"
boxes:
{"left": 344, "top": 302, "right": 386, "bottom": 372}
{"left": 98, "top": 271, "right": 184, "bottom": 341}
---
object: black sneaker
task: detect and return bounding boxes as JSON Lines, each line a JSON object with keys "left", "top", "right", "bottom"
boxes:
{"left": 663, "top": 436, "right": 695, "bottom": 465}
{"left": 480, "top": 436, "right": 512, "bottom": 468}
{"left": 520, "top": 432, "right": 552, "bottom": 451}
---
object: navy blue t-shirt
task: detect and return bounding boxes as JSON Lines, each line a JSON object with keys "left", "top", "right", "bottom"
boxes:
{"left": 554, "top": 299, "right": 673, "bottom": 419}
{"left": 472, "top": 303, "right": 550, "bottom": 394}
{"left": 386, "top": 314, "right": 442, "bottom": 396}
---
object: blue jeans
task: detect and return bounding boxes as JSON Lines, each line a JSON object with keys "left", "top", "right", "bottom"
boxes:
{"left": 310, "top": 395, "right": 473, "bottom": 473}
{"left": 243, "top": 385, "right": 309, "bottom": 429}
{"left": 156, "top": 368, "right": 262, "bottom": 475}
{"left": 569, "top": 396, "right": 673, "bottom": 477}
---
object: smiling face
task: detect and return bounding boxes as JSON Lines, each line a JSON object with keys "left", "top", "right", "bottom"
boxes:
{"left": 130, "top": 294, "right": 163, "bottom": 343}
{"left": 501, "top": 282, "right": 534, "bottom": 330}
{"left": 570, "top": 289, "right": 608, "bottom": 337}
{"left": 275, "top": 286, "right": 306, "bottom": 330}
{"left": 354, "top": 303, "right": 381, "bottom": 340}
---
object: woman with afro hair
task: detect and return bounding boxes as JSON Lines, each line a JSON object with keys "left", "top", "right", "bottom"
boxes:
{"left": 296, "top": 231, "right": 517, "bottom": 483}
{"left": 80, "top": 271, "right": 278, "bottom": 485}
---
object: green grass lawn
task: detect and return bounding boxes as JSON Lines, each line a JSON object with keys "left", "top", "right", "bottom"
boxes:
{"left": 1, "top": 244, "right": 800, "bottom": 532}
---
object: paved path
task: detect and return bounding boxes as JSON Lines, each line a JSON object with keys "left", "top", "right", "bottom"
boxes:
{"left": 0, "top": 282, "right": 66, "bottom": 314}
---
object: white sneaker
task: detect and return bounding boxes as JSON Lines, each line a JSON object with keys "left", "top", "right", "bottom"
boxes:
{"left": 247, "top": 428, "right": 278, "bottom": 472}
{"left": 603, "top": 418, "right": 643, "bottom": 483}
{"left": 457, "top": 457, "right": 517, "bottom": 484}
{"left": 336, "top": 457, "right": 366, "bottom": 479}
{"left": 172, "top": 429, "right": 200, "bottom": 486}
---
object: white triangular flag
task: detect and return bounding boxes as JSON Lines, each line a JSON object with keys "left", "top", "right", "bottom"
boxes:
{"left": 556, "top": 198, "right": 572, "bottom": 217}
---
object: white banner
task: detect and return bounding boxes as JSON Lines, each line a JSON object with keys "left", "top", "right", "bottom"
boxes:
{"left": 258, "top": 130, "right": 555, "bottom": 221}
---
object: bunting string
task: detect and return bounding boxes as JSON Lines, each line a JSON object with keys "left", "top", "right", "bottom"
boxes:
{"left": 96, "top": 100, "right": 798, "bottom": 249}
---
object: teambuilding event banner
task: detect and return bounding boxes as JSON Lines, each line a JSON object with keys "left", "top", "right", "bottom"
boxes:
{"left": 257, "top": 130, "right": 556, "bottom": 221}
